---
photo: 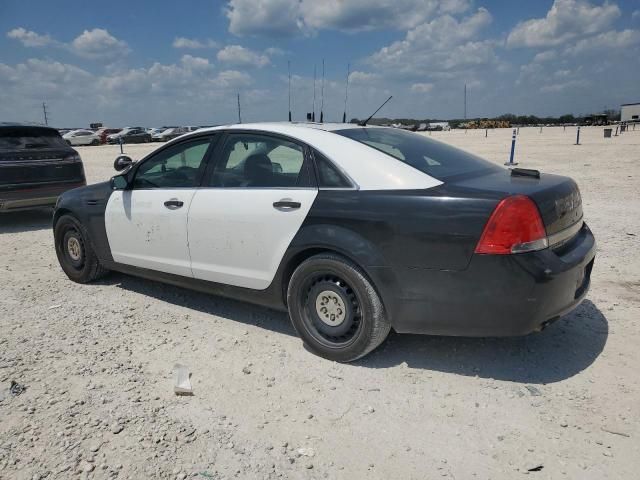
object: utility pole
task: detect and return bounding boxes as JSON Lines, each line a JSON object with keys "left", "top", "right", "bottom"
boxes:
{"left": 237, "top": 93, "right": 242, "bottom": 124}
{"left": 464, "top": 84, "right": 467, "bottom": 120}
{"left": 42, "top": 102, "right": 49, "bottom": 126}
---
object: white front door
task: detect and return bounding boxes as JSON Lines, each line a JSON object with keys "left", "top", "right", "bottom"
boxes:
{"left": 105, "top": 189, "right": 196, "bottom": 276}
{"left": 105, "top": 136, "right": 215, "bottom": 276}
{"left": 188, "top": 133, "right": 318, "bottom": 290}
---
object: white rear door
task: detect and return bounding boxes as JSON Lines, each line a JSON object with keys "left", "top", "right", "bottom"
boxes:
{"left": 188, "top": 133, "right": 317, "bottom": 290}
{"left": 105, "top": 136, "right": 215, "bottom": 277}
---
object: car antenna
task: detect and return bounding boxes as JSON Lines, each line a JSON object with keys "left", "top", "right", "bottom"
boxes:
{"left": 288, "top": 60, "right": 292, "bottom": 122}
{"left": 320, "top": 59, "right": 325, "bottom": 123}
{"left": 312, "top": 64, "right": 316, "bottom": 122}
{"left": 358, "top": 95, "right": 392, "bottom": 127}
{"left": 237, "top": 92, "right": 242, "bottom": 124}
{"left": 342, "top": 63, "right": 350, "bottom": 123}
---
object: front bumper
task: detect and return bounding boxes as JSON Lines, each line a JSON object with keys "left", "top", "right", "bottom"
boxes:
{"left": 391, "top": 223, "right": 596, "bottom": 336}
{"left": 0, "top": 181, "right": 86, "bottom": 212}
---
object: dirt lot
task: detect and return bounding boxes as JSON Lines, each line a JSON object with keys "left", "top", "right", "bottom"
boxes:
{"left": 1, "top": 126, "right": 639, "bottom": 479}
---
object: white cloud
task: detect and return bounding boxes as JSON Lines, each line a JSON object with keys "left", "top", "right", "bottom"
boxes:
{"left": 6, "top": 27, "right": 55, "bottom": 47}
{"left": 217, "top": 45, "right": 270, "bottom": 67}
{"left": 71, "top": 28, "right": 130, "bottom": 59}
{"left": 633, "top": 10, "right": 640, "bottom": 20}
{"left": 173, "top": 37, "right": 218, "bottom": 49}
{"left": 540, "top": 79, "right": 589, "bottom": 93}
{"left": 532, "top": 50, "right": 558, "bottom": 63}
{"left": 368, "top": 9, "right": 495, "bottom": 77}
{"left": 411, "top": 82, "right": 434, "bottom": 93}
{"left": 226, "top": 0, "right": 303, "bottom": 36}
{"left": 348, "top": 71, "right": 381, "bottom": 84}
{"left": 507, "top": 0, "right": 620, "bottom": 48}
{"left": 565, "top": 29, "right": 640, "bottom": 55}
{"left": 225, "top": 0, "right": 473, "bottom": 36}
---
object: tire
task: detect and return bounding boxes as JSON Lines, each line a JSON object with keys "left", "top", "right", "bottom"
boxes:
{"left": 287, "top": 253, "right": 391, "bottom": 362}
{"left": 54, "top": 214, "right": 109, "bottom": 283}
{"left": 91, "top": 139, "right": 99, "bottom": 146}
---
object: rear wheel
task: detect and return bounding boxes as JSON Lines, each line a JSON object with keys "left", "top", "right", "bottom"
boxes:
{"left": 91, "top": 139, "right": 99, "bottom": 146}
{"left": 54, "top": 215, "right": 108, "bottom": 283}
{"left": 287, "top": 253, "right": 390, "bottom": 362}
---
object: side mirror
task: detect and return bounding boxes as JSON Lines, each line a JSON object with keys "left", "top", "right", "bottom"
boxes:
{"left": 111, "top": 175, "right": 129, "bottom": 190}
{"left": 114, "top": 155, "right": 133, "bottom": 171}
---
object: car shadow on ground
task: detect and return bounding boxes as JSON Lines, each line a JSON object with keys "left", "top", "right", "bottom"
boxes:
{"left": 103, "top": 273, "right": 296, "bottom": 337}
{"left": 357, "top": 299, "right": 608, "bottom": 384}
{"left": 103, "top": 272, "right": 607, "bottom": 384}
{"left": 0, "top": 208, "right": 53, "bottom": 234}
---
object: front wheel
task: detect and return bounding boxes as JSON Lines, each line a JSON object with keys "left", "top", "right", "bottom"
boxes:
{"left": 287, "top": 253, "right": 391, "bottom": 362}
{"left": 54, "top": 215, "right": 109, "bottom": 283}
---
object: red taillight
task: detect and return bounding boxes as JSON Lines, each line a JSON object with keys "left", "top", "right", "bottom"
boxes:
{"left": 475, "top": 195, "right": 548, "bottom": 255}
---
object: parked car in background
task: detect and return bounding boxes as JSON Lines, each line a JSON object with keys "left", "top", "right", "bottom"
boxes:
{"left": 184, "top": 126, "right": 200, "bottom": 132}
{"left": 152, "top": 127, "right": 186, "bottom": 142}
{"left": 63, "top": 129, "right": 101, "bottom": 146}
{"left": 0, "top": 123, "right": 86, "bottom": 212}
{"left": 107, "top": 128, "right": 151, "bottom": 144}
{"left": 96, "top": 128, "right": 121, "bottom": 144}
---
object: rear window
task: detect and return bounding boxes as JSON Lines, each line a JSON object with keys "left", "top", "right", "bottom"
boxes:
{"left": 0, "top": 127, "right": 68, "bottom": 151}
{"left": 335, "top": 127, "right": 500, "bottom": 180}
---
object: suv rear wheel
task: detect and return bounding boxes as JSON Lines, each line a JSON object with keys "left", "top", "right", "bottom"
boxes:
{"left": 287, "top": 253, "right": 390, "bottom": 362}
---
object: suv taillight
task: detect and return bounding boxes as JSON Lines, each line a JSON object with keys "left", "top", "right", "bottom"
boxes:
{"left": 475, "top": 195, "right": 548, "bottom": 254}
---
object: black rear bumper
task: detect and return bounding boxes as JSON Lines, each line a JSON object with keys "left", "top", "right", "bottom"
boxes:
{"left": 0, "top": 181, "right": 86, "bottom": 212}
{"left": 389, "top": 223, "right": 596, "bottom": 336}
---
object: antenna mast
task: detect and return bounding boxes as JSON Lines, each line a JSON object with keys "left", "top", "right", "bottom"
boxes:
{"left": 342, "top": 63, "right": 350, "bottom": 123}
{"left": 320, "top": 59, "right": 325, "bottom": 123}
{"left": 42, "top": 102, "right": 49, "bottom": 126}
{"left": 237, "top": 93, "right": 242, "bottom": 124}
{"left": 312, "top": 65, "right": 316, "bottom": 122}
{"left": 288, "top": 61, "right": 292, "bottom": 122}
{"left": 464, "top": 83, "right": 467, "bottom": 120}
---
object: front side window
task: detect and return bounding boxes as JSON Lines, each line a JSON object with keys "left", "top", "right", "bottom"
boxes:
{"left": 209, "top": 134, "right": 309, "bottom": 188}
{"left": 132, "top": 137, "right": 212, "bottom": 189}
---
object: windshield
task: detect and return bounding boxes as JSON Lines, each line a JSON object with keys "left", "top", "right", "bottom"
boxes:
{"left": 0, "top": 127, "right": 69, "bottom": 151}
{"left": 335, "top": 127, "right": 500, "bottom": 180}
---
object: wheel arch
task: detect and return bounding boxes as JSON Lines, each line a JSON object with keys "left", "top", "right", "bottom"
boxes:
{"left": 278, "top": 225, "right": 400, "bottom": 324}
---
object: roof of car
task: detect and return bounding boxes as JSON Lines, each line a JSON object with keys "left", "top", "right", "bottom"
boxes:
{"left": 197, "top": 122, "right": 373, "bottom": 134}
{"left": 0, "top": 122, "right": 59, "bottom": 131}
{"left": 182, "top": 122, "right": 442, "bottom": 191}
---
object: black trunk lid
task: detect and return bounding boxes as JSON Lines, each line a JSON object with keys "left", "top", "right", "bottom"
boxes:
{"left": 451, "top": 169, "right": 583, "bottom": 235}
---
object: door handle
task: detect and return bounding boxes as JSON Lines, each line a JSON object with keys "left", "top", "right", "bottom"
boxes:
{"left": 273, "top": 200, "right": 301, "bottom": 210}
{"left": 164, "top": 199, "right": 184, "bottom": 209}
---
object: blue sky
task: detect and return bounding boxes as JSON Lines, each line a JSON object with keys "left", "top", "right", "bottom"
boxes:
{"left": 1, "top": 0, "right": 639, "bottom": 126}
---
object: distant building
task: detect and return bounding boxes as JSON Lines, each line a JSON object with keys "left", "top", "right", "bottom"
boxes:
{"left": 621, "top": 103, "right": 640, "bottom": 122}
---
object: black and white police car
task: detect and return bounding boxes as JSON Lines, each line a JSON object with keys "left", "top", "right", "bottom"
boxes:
{"left": 53, "top": 123, "right": 595, "bottom": 362}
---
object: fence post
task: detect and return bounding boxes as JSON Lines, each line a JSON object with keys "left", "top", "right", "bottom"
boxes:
{"left": 575, "top": 126, "right": 581, "bottom": 145}
{"left": 119, "top": 136, "right": 124, "bottom": 154}
{"left": 505, "top": 129, "right": 518, "bottom": 166}
{"left": 485, "top": 128, "right": 488, "bottom": 138}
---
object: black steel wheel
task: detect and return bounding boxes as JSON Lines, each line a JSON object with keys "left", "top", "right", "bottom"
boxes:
{"left": 54, "top": 214, "right": 108, "bottom": 283}
{"left": 287, "top": 253, "right": 390, "bottom": 362}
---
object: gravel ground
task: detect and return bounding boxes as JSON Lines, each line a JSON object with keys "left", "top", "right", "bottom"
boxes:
{"left": 1, "top": 126, "right": 639, "bottom": 479}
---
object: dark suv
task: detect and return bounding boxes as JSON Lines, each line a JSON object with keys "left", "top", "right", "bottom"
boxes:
{"left": 0, "top": 124, "right": 86, "bottom": 212}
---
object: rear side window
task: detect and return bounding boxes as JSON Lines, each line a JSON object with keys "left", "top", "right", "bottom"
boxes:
{"left": 313, "top": 151, "right": 352, "bottom": 188}
{"left": 209, "top": 134, "right": 311, "bottom": 188}
{"left": 335, "top": 127, "right": 500, "bottom": 180}
{"left": 0, "top": 127, "right": 68, "bottom": 151}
